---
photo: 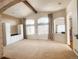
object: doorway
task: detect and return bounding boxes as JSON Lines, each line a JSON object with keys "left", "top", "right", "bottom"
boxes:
{"left": 69, "top": 17, "right": 73, "bottom": 49}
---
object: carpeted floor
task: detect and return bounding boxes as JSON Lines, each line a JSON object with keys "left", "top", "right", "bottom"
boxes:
{"left": 4, "top": 40, "right": 77, "bottom": 59}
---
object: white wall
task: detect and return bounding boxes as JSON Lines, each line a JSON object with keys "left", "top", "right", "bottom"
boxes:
{"left": 27, "top": 13, "right": 49, "bottom": 40}
{"left": 54, "top": 17, "right": 65, "bottom": 33}
{"left": 26, "top": 10, "right": 67, "bottom": 43}
{"left": 0, "top": 14, "right": 21, "bottom": 58}
{"left": 66, "top": 13, "right": 71, "bottom": 45}
{"left": 53, "top": 9, "right": 66, "bottom": 44}
{"left": 3, "top": 23, "right": 23, "bottom": 45}
{"left": 0, "top": 24, "right": 3, "bottom": 58}
{"left": 66, "top": 0, "right": 78, "bottom": 54}
{"left": 27, "top": 35, "right": 48, "bottom": 40}
{"left": 72, "top": 0, "right": 78, "bottom": 54}
{"left": 54, "top": 34, "right": 66, "bottom": 43}
{"left": 54, "top": 17, "right": 66, "bottom": 43}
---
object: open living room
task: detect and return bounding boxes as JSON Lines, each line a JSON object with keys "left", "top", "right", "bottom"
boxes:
{"left": 0, "top": 0, "right": 78, "bottom": 59}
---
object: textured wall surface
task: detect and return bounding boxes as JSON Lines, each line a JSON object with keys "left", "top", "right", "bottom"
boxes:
{"left": 66, "top": 0, "right": 78, "bottom": 54}
{"left": 0, "top": 14, "right": 21, "bottom": 58}
{"left": 0, "top": 24, "right": 3, "bottom": 58}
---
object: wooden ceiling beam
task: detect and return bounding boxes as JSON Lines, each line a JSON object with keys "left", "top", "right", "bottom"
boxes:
{"left": 23, "top": 1, "right": 37, "bottom": 13}
{"left": 0, "top": 0, "right": 25, "bottom": 13}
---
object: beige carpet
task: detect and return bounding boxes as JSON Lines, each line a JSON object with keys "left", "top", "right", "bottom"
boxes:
{"left": 4, "top": 40, "right": 77, "bottom": 59}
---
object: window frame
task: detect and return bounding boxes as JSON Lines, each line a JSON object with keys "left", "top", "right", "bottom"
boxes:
{"left": 26, "top": 19, "right": 35, "bottom": 35}
{"left": 56, "top": 24, "right": 65, "bottom": 33}
{"left": 37, "top": 17, "right": 49, "bottom": 35}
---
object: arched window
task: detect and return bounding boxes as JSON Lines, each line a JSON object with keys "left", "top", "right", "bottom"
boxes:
{"left": 26, "top": 19, "right": 34, "bottom": 25}
{"left": 38, "top": 17, "right": 49, "bottom": 24}
{"left": 37, "top": 17, "right": 49, "bottom": 35}
{"left": 26, "top": 19, "right": 35, "bottom": 35}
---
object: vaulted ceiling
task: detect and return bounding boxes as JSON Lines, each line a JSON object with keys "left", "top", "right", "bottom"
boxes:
{"left": 3, "top": 2, "right": 34, "bottom": 18}
{"left": 0, "top": 0, "right": 71, "bottom": 18}
{"left": 27, "top": 0, "right": 70, "bottom": 12}
{"left": 0, "top": 0, "right": 13, "bottom": 9}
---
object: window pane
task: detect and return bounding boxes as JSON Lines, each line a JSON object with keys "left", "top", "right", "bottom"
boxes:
{"left": 38, "top": 17, "right": 49, "bottom": 24}
{"left": 38, "top": 25, "right": 48, "bottom": 35}
{"left": 26, "top": 26, "right": 35, "bottom": 35}
{"left": 57, "top": 25, "right": 65, "bottom": 33}
{"left": 26, "top": 19, "right": 34, "bottom": 25}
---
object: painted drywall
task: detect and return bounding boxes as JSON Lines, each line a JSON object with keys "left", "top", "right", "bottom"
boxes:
{"left": 66, "top": 13, "right": 71, "bottom": 45}
{"left": 53, "top": 9, "right": 66, "bottom": 43}
{"left": 26, "top": 12, "right": 49, "bottom": 40}
{"left": 0, "top": 24, "right": 3, "bottom": 58}
{"left": 54, "top": 34, "right": 66, "bottom": 43}
{"left": 53, "top": 9, "right": 66, "bottom": 19}
{"left": 66, "top": 0, "right": 78, "bottom": 54}
{"left": 3, "top": 23, "right": 23, "bottom": 45}
{"left": 0, "top": 14, "right": 21, "bottom": 57}
{"left": 54, "top": 17, "right": 65, "bottom": 33}
{"left": 71, "top": 0, "right": 78, "bottom": 53}
{"left": 27, "top": 35, "right": 48, "bottom": 40}
{"left": 54, "top": 17, "right": 66, "bottom": 43}
{"left": 0, "top": 14, "right": 21, "bottom": 34}
{"left": 26, "top": 9, "right": 67, "bottom": 44}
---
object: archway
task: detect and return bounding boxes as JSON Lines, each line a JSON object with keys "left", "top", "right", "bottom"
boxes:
{"left": 54, "top": 17, "right": 66, "bottom": 43}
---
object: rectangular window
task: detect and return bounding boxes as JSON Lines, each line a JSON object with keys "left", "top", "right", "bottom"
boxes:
{"left": 37, "top": 17, "right": 49, "bottom": 35}
{"left": 57, "top": 25, "right": 65, "bottom": 33}
{"left": 26, "top": 17, "right": 49, "bottom": 35}
{"left": 26, "top": 19, "right": 35, "bottom": 35}
{"left": 26, "top": 26, "right": 35, "bottom": 35}
{"left": 38, "top": 25, "right": 48, "bottom": 35}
